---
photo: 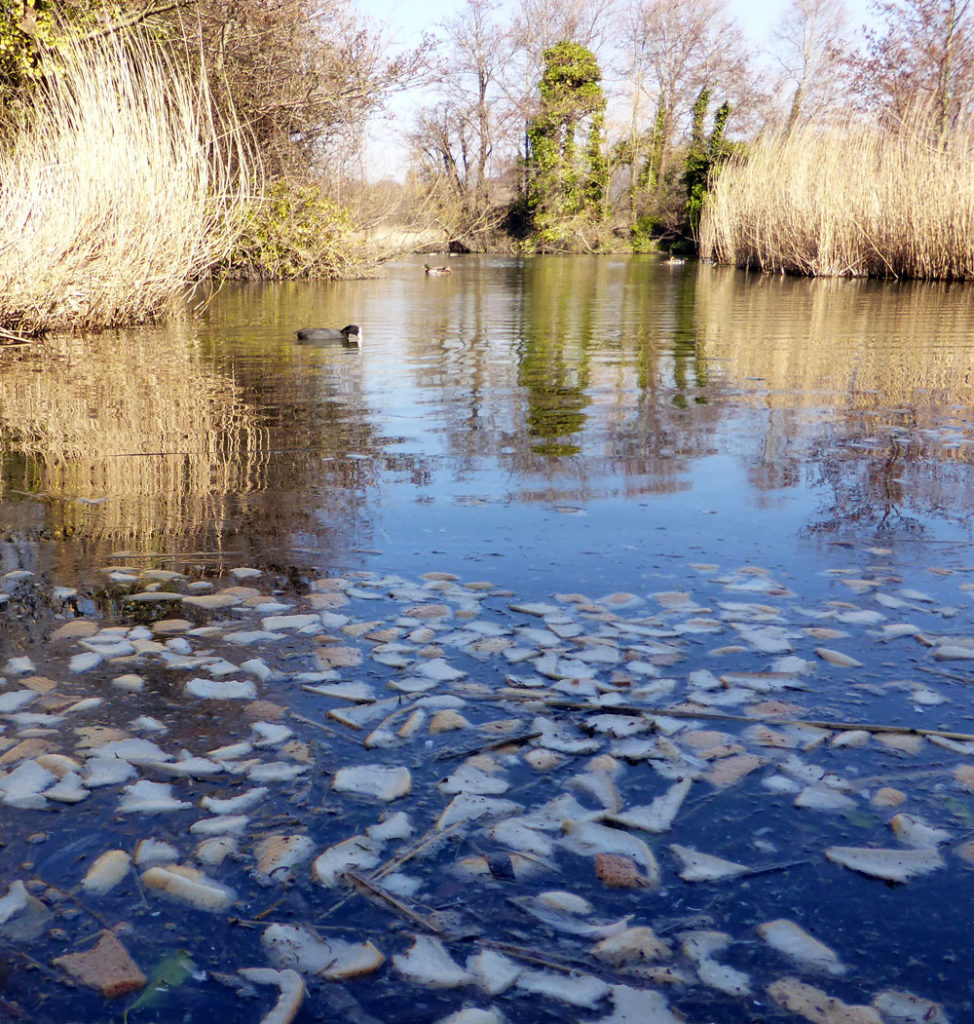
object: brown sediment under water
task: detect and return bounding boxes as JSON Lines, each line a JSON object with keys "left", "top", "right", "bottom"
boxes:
{"left": 0, "top": 256, "right": 972, "bottom": 1022}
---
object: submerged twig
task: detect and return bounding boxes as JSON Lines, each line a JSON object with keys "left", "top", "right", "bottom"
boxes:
{"left": 318, "top": 820, "right": 466, "bottom": 923}
{"left": 482, "top": 691, "right": 974, "bottom": 743}
{"left": 287, "top": 711, "right": 343, "bottom": 739}
{"left": 743, "top": 859, "right": 812, "bottom": 878}
{"left": 371, "top": 819, "right": 465, "bottom": 881}
{"left": 918, "top": 665, "right": 974, "bottom": 685}
{"left": 0, "top": 940, "right": 73, "bottom": 986}
{"left": 343, "top": 871, "right": 448, "bottom": 935}
{"left": 0, "top": 326, "right": 34, "bottom": 345}
{"left": 0, "top": 994, "right": 28, "bottom": 1018}
{"left": 479, "top": 938, "right": 589, "bottom": 974}
{"left": 254, "top": 897, "right": 287, "bottom": 922}
{"left": 434, "top": 729, "right": 542, "bottom": 762}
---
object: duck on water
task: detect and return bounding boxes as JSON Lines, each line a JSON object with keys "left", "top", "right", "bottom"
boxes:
{"left": 295, "top": 324, "right": 360, "bottom": 344}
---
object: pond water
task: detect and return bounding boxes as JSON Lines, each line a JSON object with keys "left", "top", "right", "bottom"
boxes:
{"left": 1, "top": 255, "right": 973, "bottom": 1024}
{"left": 4, "top": 255, "right": 973, "bottom": 592}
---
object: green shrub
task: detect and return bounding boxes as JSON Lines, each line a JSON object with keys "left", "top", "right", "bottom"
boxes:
{"left": 629, "top": 215, "right": 661, "bottom": 252}
{"left": 223, "top": 179, "right": 365, "bottom": 280}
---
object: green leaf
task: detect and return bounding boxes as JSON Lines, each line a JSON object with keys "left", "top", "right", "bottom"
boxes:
{"left": 843, "top": 809, "right": 881, "bottom": 830}
{"left": 123, "top": 950, "right": 196, "bottom": 1024}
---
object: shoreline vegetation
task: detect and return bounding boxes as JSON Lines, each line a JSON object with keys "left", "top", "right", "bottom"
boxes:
{"left": 0, "top": 30, "right": 252, "bottom": 337}
{"left": 700, "top": 109, "right": 974, "bottom": 281}
{"left": 3, "top": 0, "right": 974, "bottom": 337}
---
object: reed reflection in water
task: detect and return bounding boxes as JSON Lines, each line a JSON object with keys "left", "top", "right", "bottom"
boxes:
{"left": 694, "top": 271, "right": 974, "bottom": 535}
{"left": 1, "top": 257, "right": 972, "bottom": 584}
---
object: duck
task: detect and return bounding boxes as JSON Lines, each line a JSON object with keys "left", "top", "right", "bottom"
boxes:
{"left": 424, "top": 263, "right": 452, "bottom": 275}
{"left": 665, "top": 255, "right": 686, "bottom": 265}
{"left": 295, "top": 324, "right": 360, "bottom": 344}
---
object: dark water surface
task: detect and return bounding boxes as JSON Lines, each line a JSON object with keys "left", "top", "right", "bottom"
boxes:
{"left": 1, "top": 256, "right": 974, "bottom": 1023}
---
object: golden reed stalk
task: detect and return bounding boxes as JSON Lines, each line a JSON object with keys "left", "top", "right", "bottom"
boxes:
{"left": 701, "top": 107, "right": 974, "bottom": 280}
{"left": 0, "top": 29, "right": 252, "bottom": 334}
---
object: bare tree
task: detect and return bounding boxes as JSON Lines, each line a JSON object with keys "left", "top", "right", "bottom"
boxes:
{"left": 620, "top": 0, "right": 751, "bottom": 195}
{"left": 133, "top": 0, "right": 435, "bottom": 180}
{"left": 408, "top": 0, "right": 511, "bottom": 243}
{"left": 770, "top": 0, "right": 853, "bottom": 130}
{"left": 857, "top": 0, "right": 974, "bottom": 133}
{"left": 443, "top": 0, "right": 509, "bottom": 207}
{"left": 509, "top": 0, "right": 618, "bottom": 68}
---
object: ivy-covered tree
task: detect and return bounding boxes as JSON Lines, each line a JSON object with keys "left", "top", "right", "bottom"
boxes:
{"left": 523, "top": 40, "right": 608, "bottom": 250}
{"left": 682, "top": 90, "right": 733, "bottom": 242}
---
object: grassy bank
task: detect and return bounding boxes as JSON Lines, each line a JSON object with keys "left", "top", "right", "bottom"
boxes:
{"left": 701, "top": 111, "right": 974, "bottom": 280}
{"left": 0, "top": 31, "right": 251, "bottom": 336}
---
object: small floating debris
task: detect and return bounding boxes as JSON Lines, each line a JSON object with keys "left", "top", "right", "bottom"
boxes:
{"left": 767, "top": 977, "right": 881, "bottom": 1024}
{"left": 872, "top": 989, "right": 950, "bottom": 1024}
{"left": 238, "top": 966, "right": 305, "bottom": 1024}
{"left": 262, "top": 923, "right": 385, "bottom": 979}
{"left": 561, "top": 821, "right": 660, "bottom": 885}
{"left": 1, "top": 560, "right": 971, "bottom": 1021}
{"left": 313, "top": 835, "right": 380, "bottom": 886}
{"left": 201, "top": 787, "right": 268, "bottom": 815}
{"left": 824, "top": 846, "right": 944, "bottom": 882}
{"left": 253, "top": 835, "right": 316, "bottom": 885}
{"left": 333, "top": 765, "right": 412, "bottom": 801}
{"left": 669, "top": 845, "right": 750, "bottom": 882}
{"left": 52, "top": 931, "right": 146, "bottom": 998}
{"left": 141, "top": 865, "right": 235, "bottom": 910}
{"left": 682, "top": 930, "right": 751, "bottom": 996}
{"left": 392, "top": 935, "right": 471, "bottom": 988}
{"left": 82, "top": 850, "right": 132, "bottom": 894}
{"left": 607, "top": 777, "right": 692, "bottom": 833}
{"left": 516, "top": 969, "right": 610, "bottom": 1007}
{"left": 583, "top": 985, "right": 685, "bottom": 1024}
{"left": 591, "top": 927, "right": 671, "bottom": 967}
{"left": 509, "top": 894, "right": 631, "bottom": 938}
{"left": 465, "top": 949, "right": 522, "bottom": 994}
{"left": 0, "top": 881, "right": 29, "bottom": 924}
{"left": 118, "top": 780, "right": 192, "bottom": 814}
{"left": 889, "top": 813, "right": 952, "bottom": 849}
{"left": 814, "top": 648, "right": 863, "bottom": 668}
{"left": 184, "top": 677, "right": 257, "bottom": 700}
{"left": 757, "top": 919, "right": 845, "bottom": 976}
{"left": 247, "top": 762, "right": 308, "bottom": 783}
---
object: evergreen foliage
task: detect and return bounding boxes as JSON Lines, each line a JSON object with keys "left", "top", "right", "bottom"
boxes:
{"left": 0, "top": 0, "right": 105, "bottom": 117}
{"left": 524, "top": 41, "right": 608, "bottom": 251}
{"left": 682, "top": 93, "right": 733, "bottom": 240}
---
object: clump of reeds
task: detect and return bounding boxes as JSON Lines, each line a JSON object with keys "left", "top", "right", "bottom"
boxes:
{"left": 701, "top": 108, "right": 974, "bottom": 280}
{"left": 0, "top": 30, "right": 253, "bottom": 335}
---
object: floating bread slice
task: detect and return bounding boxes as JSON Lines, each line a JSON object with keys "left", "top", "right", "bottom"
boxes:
{"left": 824, "top": 846, "right": 943, "bottom": 882}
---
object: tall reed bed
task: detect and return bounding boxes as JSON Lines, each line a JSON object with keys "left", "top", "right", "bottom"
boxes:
{"left": 0, "top": 31, "right": 253, "bottom": 334}
{"left": 701, "top": 111, "right": 974, "bottom": 280}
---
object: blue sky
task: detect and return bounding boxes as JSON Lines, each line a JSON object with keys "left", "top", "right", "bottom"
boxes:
{"left": 358, "top": 0, "right": 876, "bottom": 49}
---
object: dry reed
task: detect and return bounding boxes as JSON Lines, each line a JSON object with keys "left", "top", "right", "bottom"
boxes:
{"left": 701, "top": 109, "right": 974, "bottom": 280}
{"left": 0, "top": 30, "right": 253, "bottom": 334}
